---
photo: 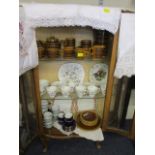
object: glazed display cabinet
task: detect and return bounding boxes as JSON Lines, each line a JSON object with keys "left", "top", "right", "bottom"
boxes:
{"left": 28, "top": 26, "right": 134, "bottom": 152}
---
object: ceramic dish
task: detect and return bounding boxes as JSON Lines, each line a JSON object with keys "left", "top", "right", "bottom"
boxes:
{"left": 89, "top": 63, "right": 108, "bottom": 85}
{"left": 76, "top": 113, "right": 101, "bottom": 131}
{"left": 58, "top": 63, "right": 84, "bottom": 86}
{"left": 80, "top": 111, "right": 99, "bottom": 127}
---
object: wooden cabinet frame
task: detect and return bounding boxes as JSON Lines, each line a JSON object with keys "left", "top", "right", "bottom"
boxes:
{"left": 30, "top": 30, "right": 134, "bottom": 151}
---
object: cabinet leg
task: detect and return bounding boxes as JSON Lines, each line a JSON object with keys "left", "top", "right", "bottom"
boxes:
{"left": 96, "top": 141, "right": 102, "bottom": 149}
{"left": 40, "top": 136, "right": 48, "bottom": 152}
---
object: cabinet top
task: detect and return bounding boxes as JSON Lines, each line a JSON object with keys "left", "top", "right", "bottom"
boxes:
{"left": 21, "top": 3, "right": 121, "bottom": 34}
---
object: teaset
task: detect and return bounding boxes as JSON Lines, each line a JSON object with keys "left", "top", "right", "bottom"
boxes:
{"left": 40, "top": 79, "right": 101, "bottom": 99}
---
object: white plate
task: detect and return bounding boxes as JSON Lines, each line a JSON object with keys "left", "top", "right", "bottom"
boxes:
{"left": 58, "top": 63, "right": 84, "bottom": 86}
{"left": 89, "top": 63, "right": 108, "bottom": 85}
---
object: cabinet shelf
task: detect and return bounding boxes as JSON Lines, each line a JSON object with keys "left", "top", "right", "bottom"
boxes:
{"left": 43, "top": 127, "right": 80, "bottom": 139}
{"left": 41, "top": 92, "right": 105, "bottom": 100}
{"left": 39, "top": 57, "right": 107, "bottom": 63}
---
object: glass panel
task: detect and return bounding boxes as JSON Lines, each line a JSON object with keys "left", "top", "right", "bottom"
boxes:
{"left": 41, "top": 91, "right": 105, "bottom": 100}
{"left": 108, "top": 76, "right": 135, "bottom": 131}
{"left": 39, "top": 57, "right": 108, "bottom": 63}
{"left": 19, "top": 70, "right": 37, "bottom": 151}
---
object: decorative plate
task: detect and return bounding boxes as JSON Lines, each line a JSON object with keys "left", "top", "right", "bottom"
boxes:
{"left": 58, "top": 63, "right": 84, "bottom": 86}
{"left": 89, "top": 63, "right": 108, "bottom": 85}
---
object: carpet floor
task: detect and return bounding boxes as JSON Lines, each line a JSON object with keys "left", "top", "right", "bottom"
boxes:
{"left": 24, "top": 132, "right": 135, "bottom": 155}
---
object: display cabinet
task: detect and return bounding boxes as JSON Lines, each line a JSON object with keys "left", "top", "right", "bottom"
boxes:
{"left": 30, "top": 26, "right": 134, "bottom": 152}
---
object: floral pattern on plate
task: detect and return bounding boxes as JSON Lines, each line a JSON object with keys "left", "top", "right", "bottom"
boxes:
{"left": 58, "top": 63, "right": 84, "bottom": 86}
{"left": 89, "top": 63, "right": 108, "bottom": 85}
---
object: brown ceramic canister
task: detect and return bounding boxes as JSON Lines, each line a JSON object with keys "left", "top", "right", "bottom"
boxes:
{"left": 37, "top": 40, "right": 45, "bottom": 58}
{"left": 92, "top": 45, "right": 106, "bottom": 59}
{"left": 81, "top": 40, "right": 92, "bottom": 48}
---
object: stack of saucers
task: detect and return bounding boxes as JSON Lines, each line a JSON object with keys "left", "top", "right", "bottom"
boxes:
{"left": 43, "top": 111, "right": 53, "bottom": 128}
{"left": 41, "top": 100, "right": 48, "bottom": 114}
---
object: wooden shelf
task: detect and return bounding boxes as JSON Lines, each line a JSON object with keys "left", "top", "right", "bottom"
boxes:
{"left": 43, "top": 127, "right": 80, "bottom": 139}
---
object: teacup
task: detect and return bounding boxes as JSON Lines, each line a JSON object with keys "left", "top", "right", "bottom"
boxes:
{"left": 51, "top": 81, "right": 61, "bottom": 90}
{"left": 43, "top": 111, "right": 53, "bottom": 119}
{"left": 51, "top": 104, "right": 60, "bottom": 120}
{"left": 64, "top": 112, "right": 73, "bottom": 121}
{"left": 61, "top": 86, "right": 71, "bottom": 98}
{"left": 40, "top": 85, "right": 46, "bottom": 96}
{"left": 41, "top": 100, "right": 48, "bottom": 106}
{"left": 75, "top": 85, "right": 86, "bottom": 98}
{"left": 64, "top": 112, "right": 74, "bottom": 125}
{"left": 68, "top": 82, "right": 76, "bottom": 93}
{"left": 100, "top": 84, "right": 106, "bottom": 95}
{"left": 46, "top": 86, "right": 57, "bottom": 98}
{"left": 87, "top": 85, "right": 99, "bottom": 97}
{"left": 44, "top": 121, "right": 53, "bottom": 128}
{"left": 58, "top": 112, "right": 65, "bottom": 125}
{"left": 40, "top": 79, "right": 49, "bottom": 88}
{"left": 51, "top": 104, "right": 59, "bottom": 113}
{"left": 41, "top": 100, "right": 48, "bottom": 113}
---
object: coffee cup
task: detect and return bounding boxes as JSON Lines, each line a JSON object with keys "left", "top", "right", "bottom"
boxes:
{"left": 58, "top": 112, "right": 65, "bottom": 125}
{"left": 75, "top": 85, "right": 86, "bottom": 98}
{"left": 61, "top": 86, "right": 71, "bottom": 98}
{"left": 46, "top": 86, "right": 57, "bottom": 98}
{"left": 87, "top": 85, "right": 99, "bottom": 97}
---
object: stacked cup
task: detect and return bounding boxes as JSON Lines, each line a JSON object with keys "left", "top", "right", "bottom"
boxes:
{"left": 43, "top": 111, "right": 53, "bottom": 128}
{"left": 41, "top": 100, "right": 49, "bottom": 114}
{"left": 51, "top": 104, "right": 60, "bottom": 121}
{"left": 63, "top": 112, "right": 76, "bottom": 132}
{"left": 40, "top": 79, "right": 49, "bottom": 96}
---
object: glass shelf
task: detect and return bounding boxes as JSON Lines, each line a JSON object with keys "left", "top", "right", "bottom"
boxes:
{"left": 41, "top": 91, "right": 105, "bottom": 100}
{"left": 39, "top": 57, "right": 107, "bottom": 62}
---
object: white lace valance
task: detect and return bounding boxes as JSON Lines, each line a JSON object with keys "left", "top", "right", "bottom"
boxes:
{"left": 23, "top": 3, "right": 121, "bottom": 34}
{"left": 19, "top": 3, "right": 121, "bottom": 76}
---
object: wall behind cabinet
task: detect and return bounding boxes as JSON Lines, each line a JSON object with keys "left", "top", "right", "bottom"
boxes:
{"left": 20, "top": 0, "right": 134, "bottom": 10}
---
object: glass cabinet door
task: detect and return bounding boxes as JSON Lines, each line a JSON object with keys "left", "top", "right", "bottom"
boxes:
{"left": 107, "top": 76, "right": 135, "bottom": 135}
{"left": 19, "top": 70, "right": 37, "bottom": 153}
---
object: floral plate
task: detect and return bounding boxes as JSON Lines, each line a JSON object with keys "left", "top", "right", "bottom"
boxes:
{"left": 58, "top": 63, "right": 84, "bottom": 86}
{"left": 89, "top": 63, "right": 108, "bottom": 85}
